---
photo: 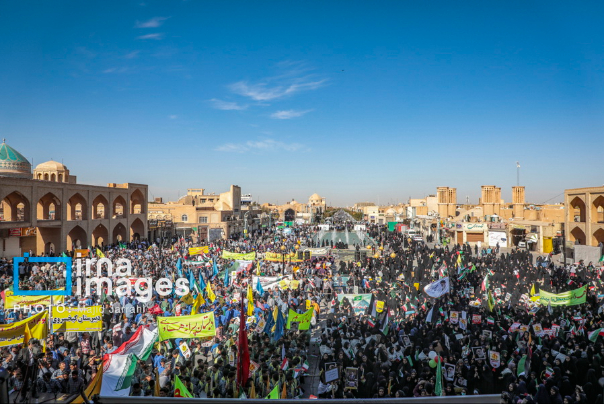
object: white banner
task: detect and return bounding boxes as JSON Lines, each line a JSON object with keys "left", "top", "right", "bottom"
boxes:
{"left": 424, "top": 277, "right": 450, "bottom": 298}
{"left": 488, "top": 231, "right": 507, "bottom": 248}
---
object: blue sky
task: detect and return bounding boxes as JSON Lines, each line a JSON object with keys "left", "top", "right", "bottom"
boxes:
{"left": 1, "top": 1, "right": 603, "bottom": 206}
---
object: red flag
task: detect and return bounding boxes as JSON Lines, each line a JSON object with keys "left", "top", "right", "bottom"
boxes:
{"left": 237, "top": 299, "right": 250, "bottom": 388}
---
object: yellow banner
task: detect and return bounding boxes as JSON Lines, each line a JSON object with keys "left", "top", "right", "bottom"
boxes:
{"left": 157, "top": 312, "right": 216, "bottom": 341}
{"left": 74, "top": 248, "right": 89, "bottom": 258}
{"left": 4, "top": 289, "right": 64, "bottom": 309}
{"left": 264, "top": 252, "right": 303, "bottom": 262}
{"left": 222, "top": 251, "right": 256, "bottom": 260}
{"left": 376, "top": 301, "right": 385, "bottom": 313}
{"left": 0, "top": 311, "right": 48, "bottom": 347}
{"left": 189, "top": 246, "right": 209, "bottom": 256}
{"left": 51, "top": 306, "right": 102, "bottom": 333}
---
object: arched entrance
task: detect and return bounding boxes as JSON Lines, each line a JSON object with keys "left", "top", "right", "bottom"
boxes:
{"left": 594, "top": 228, "right": 604, "bottom": 246}
{"left": 1, "top": 191, "right": 31, "bottom": 222}
{"left": 44, "top": 242, "right": 55, "bottom": 254}
{"left": 92, "top": 224, "right": 109, "bottom": 247}
{"left": 113, "top": 195, "right": 127, "bottom": 219}
{"left": 130, "top": 189, "right": 145, "bottom": 215}
{"left": 67, "top": 193, "right": 88, "bottom": 220}
{"left": 112, "top": 222, "right": 127, "bottom": 243}
{"left": 570, "top": 226, "right": 586, "bottom": 245}
{"left": 67, "top": 225, "right": 87, "bottom": 250}
{"left": 92, "top": 194, "right": 109, "bottom": 220}
{"left": 570, "top": 197, "right": 586, "bottom": 222}
{"left": 37, "top": 192, "right": 61, "bottom": 220}
{"left": 130, "top": 218, "right": 144, "bottom": 241}
{"left": 593, "top": 196, "right": 604, "bottom": 224}
{"left": 284, "top": 209, "right": 295, "bottom": 222}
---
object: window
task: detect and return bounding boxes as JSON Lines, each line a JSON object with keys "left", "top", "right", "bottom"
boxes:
{"left": 181, "top": 214, "right": 188, "bottom": 222}
{"left": 199, "top": 216, "right": 208, "bottom": 223}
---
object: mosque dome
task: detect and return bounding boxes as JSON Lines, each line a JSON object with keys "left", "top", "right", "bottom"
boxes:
{"left": 35, "top": 160, "right": 67, "bottom": 171}
{"left": 309, "top": 193, "right": 323, "bottom": 201}
{"left": 33, "top": 159, "right": 70, "bottom": 182}
{"left": 0, "top": 139, "right": 32, "bottom": 179}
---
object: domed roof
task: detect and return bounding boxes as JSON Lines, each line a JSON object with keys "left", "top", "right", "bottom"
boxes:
{"left": 0, "top": 139, "right": 32, "bottom": 178}
{"left": 35, "top": 160, "right": 67, "bottom": 171}
{"left": 309, "top": 193, "right": 322, "bottom": 200}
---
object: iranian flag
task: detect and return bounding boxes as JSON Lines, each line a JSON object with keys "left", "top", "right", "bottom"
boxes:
{"left": 487, "top": 317, "right": 495, "bottom": 325}
{"left": 281, "top": 358, "right": 289, "bottom": 371}
{"left": 100, "top": 353, "right": 138, "bottom": 397}
{"left": 588, "top": 328, "right": 604, "bottom": 343}
{"left": 111, "top": 326, "right": 158, "bottom": 361}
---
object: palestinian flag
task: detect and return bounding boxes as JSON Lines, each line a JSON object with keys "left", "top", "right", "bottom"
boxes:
{"left": 517, "top": 354, "right": 528, "bottom": 377}
{"left": 379, "top": 311, "right": 390, "bottom": 335}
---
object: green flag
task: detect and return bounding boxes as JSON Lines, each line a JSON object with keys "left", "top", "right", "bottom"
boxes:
{"left": 266, "top": 384, "right": 280, "bottom": 399}
{"left": 517, "top": 355, "right": 527, "bottom": 377}
{"left": 286, "top": 309, "right": 313, "bottom": 330}
{"left": 589, "top": 328, "right": 604, "bottom": 343}
{"left": 435, "top": 359, "right": 443, "bottom": 396}
{"left": 174, "top": 374, "right": 193, "bottom": 398}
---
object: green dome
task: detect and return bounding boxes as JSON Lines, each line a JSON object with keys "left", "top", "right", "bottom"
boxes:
{"left": 0, "top": 139, "right": 31, "bottom": 178}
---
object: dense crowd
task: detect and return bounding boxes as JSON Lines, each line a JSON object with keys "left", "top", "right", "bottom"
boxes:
{"left": 0, "top": 223, "right": 604, "bottom": 404}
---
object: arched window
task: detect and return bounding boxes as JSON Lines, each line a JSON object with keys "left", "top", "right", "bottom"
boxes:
{"left": 181, "top": 214, "right": 188, "bottom": 222}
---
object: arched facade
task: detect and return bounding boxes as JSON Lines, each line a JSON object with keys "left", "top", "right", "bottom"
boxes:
{"left": 130, "top": 218, "right": 144, "bottom": 240}
{"left": 37, "top": 192, "right": 61, "bottom": 221}
{"left": 565, "top": 187, "right": 604, "bottom": 247}
{"left": 92, "top": 224, "right": 109, "bottom": 247}
{"left": 67, "top": 225, "right": 87, "bottom": 250}
{"left": 0, "top": 175, "right": 148, "bottom": 256}
{"left": 130, "top": 189, "right": 145, "bottom": 215}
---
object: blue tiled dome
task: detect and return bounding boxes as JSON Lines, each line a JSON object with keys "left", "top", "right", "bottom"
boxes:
{"left": 0, "top": 139, "right": 31, "bottom": 178}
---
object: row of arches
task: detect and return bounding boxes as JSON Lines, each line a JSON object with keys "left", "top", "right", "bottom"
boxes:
{"left": 36, "top": 172, "right": 65, "bottom": 182}
{"left": 569, "top": 195, "right": 604, "bottom": 223}
{"left": 0, "top": 189, "right": 145, "bottom": 222}
{"left": 568, "top": 226, "right": 604, "bottom": 246}
{"left": 57, "top": 219, "right": 145, "bottom": 252}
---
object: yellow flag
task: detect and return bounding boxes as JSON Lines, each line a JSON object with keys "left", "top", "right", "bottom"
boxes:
{"left": 247, "top": 285, "right": 254, "bottom": 316}
{"left": 192, "top": 293, "right": 205, "bottom": 315}
{"left": 30, "top": 319, "right": 48, "bottom": 352}
{"left": 530, "top": 284, "right": 536, "bottom": 296}
{"left": 249, "top": 379, "right": 257, "bottom": 398}
{"left": 96, "top": 248, "right": 105, "bottom": 259}
{"left": 180, "top": 293, "right": 195, "bottom": 305}
{"left": 206, "top": 282, "right": 216, "bottom": 303}
{"left": 72, "top": 365, "right": 103, "bottom": 403}
{"left": 281, "top": 381, "right": 287, "bottom": 399}
{"left": 23, "top": 323, "right": 32, "bottom": 346}
{"left": 154, "top": 369, "right": 161, "bottom": 396}
{"left": 256, "top": 261, "right": 261, "bottom": 276}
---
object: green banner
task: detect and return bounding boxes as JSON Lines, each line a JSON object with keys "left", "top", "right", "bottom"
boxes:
{"left": 539, "top": 286, "right": 587, "bottom": 306}
{"left": 337, "top": 294, "right": 373, "bottom": 315}
{"left": 157, "top": 312, "right": 216, "bottom": 341}
{"left": 221, "top": 251, "right": 256, "bottom": 260}
{"left": 286, "top": 309, "right": 313, "bottom": 330}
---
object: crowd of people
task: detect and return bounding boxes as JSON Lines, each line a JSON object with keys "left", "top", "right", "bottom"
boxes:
{"left": 0, "top": 223, "right": 603, "bottom": 404}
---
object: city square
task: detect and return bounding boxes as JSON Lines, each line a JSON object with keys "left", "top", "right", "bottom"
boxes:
{"left": 1, "top": 2, "right": 604, "bottom": 404}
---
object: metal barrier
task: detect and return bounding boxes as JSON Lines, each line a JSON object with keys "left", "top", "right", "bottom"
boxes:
{"left": 99, "top": 395, "right": 500, "bottom": 404}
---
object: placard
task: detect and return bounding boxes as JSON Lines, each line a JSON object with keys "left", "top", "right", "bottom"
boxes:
{"left": 325, "top": 363, "right": 339, "bottom": 383}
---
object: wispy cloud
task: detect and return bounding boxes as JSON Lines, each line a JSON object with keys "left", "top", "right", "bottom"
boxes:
{"left": 124, "top": 51, "right": 140, "bottom": 59}
{"left": 216, "top": 139, "right": 308, "bottom": 153}
{"left": 102, "top": 67, "right": 130, "bottom": 74}
{"left": 230, "top": 78, "right": 326, "bottom": 101}
{"left": 209, "top": 98, "right": 248, "bottom": 111}
{"left": 137, "top": 33, "right": 164, "bottom": 40}
{"left": 169, "top": 115, "right": 178, "bottom": 119}
{"left": 270, "top": 109, "right": 313, "bottom": 120}
{"left": 135, "top": 17, "right": 169, "bottom": 28}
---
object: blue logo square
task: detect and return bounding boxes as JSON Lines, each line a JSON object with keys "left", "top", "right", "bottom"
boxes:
{"left": 13, "top": 253, "right": 72, "bottom": 296}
